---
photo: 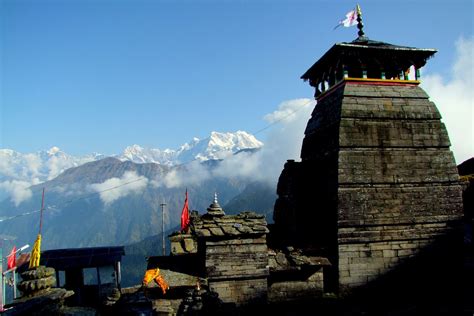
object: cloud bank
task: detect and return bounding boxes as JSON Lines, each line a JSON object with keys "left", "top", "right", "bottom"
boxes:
{"left": 89, "top": 171, "right": 149, "bottom": 205}
{"left": 0, "top": 180, "right": 33, "bottom": 206}
{"left": 422, "top": 37, "right": 474, "bottom": 164}
{"left": 0, "top": 147, "right": 97, "bottom": 205}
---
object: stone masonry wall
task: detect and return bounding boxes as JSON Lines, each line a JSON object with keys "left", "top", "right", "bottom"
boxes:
{"left": 267, "top": 271, "right": 324, "bottom": 303}
{"left": 205, "top": 237, "right": 268, "bottom": 305}
{"left": 338, "top": 239, "right": 432, "bottom": 286}
{"left": 208, "top": 278, "right": 267, "bottom": 305}
{"left": 336, "top": 82, "right": 464, "bottom": 290}
{"left": 274, "top": 81, "right": 463, "bottom": 293}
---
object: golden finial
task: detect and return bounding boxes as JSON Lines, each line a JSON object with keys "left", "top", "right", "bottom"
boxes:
{"left": 356, "top": 4, "right": 365, "bottom": 39}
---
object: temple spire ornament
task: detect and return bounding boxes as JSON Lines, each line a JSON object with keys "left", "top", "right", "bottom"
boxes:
{"left": 206, "top": 192, "right": 225, "bottom": 217}
{"left": 356, "top": 4, "right": 366, "bottom": 40}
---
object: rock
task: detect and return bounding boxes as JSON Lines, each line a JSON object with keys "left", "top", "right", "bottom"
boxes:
{"left": 20, "top": 266, "right": 55, "bottom": 280}
{"left": 18, "top": 276, "right": 56, "bottom": 295}
{"left": 209, "top": 227, "right": 224, "bottom": 236}
{"left": 183, "top": 238, "right": 196, "bottom": 252}
{"left": 5, "top": 288, "right": 74, "bottom": 316}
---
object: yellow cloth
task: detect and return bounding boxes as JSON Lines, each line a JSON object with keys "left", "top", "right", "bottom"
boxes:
{"left": 29, "top": 234, "right": 41, "bottom": 269}
{"left": 143, "top": 268, "right": 169, "bottom": 294}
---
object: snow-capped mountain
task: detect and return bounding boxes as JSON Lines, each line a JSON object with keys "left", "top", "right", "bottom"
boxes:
{"left": 0, "top": 146, "right": 104, "bottom": 184}
{"left": 0, "top": 131, "right": 263, "bottom": 186}
{"left": 118, "top": 131, "right": 263, "bottom": 165}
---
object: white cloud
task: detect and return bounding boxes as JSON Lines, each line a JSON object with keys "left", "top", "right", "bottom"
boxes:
{"left": 46, "top": 156, "right": 73, "bottom": 180}
{"left": 0, "top": 180, "right": 33, "bottom": 206}
{"left": 158, "top": 161, "right": 212, "bottom": 188}
{"left": 89, "top": 171, "right": 148, "bottom": 206}
{"left": 214, "top": 98, "right": 314, "bottom": 184}
{"left": 263, "top": 98, "right": 313, "bottom": 124}
{"left": 422, "top": 36, "right": 474, "bottom": 164}
{"left": 23, "top": 154, "right": 42, "bottom": 180}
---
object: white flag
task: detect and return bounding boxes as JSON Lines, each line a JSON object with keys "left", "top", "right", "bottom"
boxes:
{"left": 335, "top": 9, "right": 357, "bottom": 29}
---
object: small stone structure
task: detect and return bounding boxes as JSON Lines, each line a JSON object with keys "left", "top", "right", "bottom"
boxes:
{"left": 4, "top": 266, "right": 74, "bottom": 316}
{"left": 172, "top": 195, "right": 270, "bottom": 305}
{"left": 150, "top": 194, "right": 331, "bottom": 310}
{"left": 17, "top": 266, "right": 57, "bottom": 297}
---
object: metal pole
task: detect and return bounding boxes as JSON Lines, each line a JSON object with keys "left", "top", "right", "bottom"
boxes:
{"left": 13, "top": 272, "right": 16, "bottom": 299}
{"left": 160, "top": 203, "right": 166, "bottom": 256}
{"left": 0, "top": 245, "right": 3, "bottom": 312}
{"left": 39, "top": 188, "right": 45, "bottom": 235}
{"left": 116, "top": 261, "right": 122, "bottom": 292}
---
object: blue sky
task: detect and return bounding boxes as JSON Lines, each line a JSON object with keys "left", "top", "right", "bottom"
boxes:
{"left": 1, "top": 0, "right": 473, "bottom": 156}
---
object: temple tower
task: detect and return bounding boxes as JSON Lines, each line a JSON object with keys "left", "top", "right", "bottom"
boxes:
{"left": 273, "top": 10, "right": 464, "bottom": 295}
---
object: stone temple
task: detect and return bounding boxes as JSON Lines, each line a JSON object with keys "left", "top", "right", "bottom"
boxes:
{"left": 5, "top": 9, "right": 467, "bottom": 316}
{"left": 273, "top": 13, "right": 464, "bottom": 296}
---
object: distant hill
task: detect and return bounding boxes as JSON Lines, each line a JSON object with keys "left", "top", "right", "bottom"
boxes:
{"left": 0, "top": 156, "right": 278, "bottom": 254}
{"left": 122, "top": 232, "right": 171, "bottom": 287}
{"left": 0, "top": 157, "right": 256, "bottom": 250}
{"left": 223, "top": 181, "right": 276, "bottom": 223}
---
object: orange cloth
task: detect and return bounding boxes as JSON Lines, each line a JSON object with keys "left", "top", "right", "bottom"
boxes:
{"left": 143, "top": 268, "right": 169, "bottom": 294}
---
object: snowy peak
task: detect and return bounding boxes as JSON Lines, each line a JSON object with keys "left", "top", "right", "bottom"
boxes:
{"left": 46, "top": 146, "right": 62, "bottom": 156}
{"left": 118, "top": 131, "right": 263, "bottom": 165}
{"left": 0, "top": 131, "right": 263, "bottom": 186}
{"left": 119, "top": 144, "right": 175, "bottom": 165}
{"left": 0, "top": 148, "right": 102, "bottom": 185}
{"left": 192, "top": 130, "right": 263, "bottom": 161}
{"left": 208, "top": 131, "right": 263, "bottom": 151}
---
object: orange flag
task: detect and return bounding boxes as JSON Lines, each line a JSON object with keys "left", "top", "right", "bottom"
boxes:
{"left": 180, "top": 189, "right": 190, "bottom": 231}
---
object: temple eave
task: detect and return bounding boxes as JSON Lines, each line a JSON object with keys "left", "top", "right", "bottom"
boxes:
{"left": 314, "top": 78, "right": 421, "bottom": 101}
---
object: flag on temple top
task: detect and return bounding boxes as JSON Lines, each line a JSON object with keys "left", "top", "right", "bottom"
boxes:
{"left": 334, "top": 8, "right": 357, "bottom": 29}
{"left": 7, "top": 246, "right": 16, "bottom": 270}
{"left": 181, "top": 189, "right": 190, "bottom": 231}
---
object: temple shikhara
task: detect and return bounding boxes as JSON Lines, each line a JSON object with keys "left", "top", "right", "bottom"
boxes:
{"left": 3, "top": 6, "right": 467, "bottom": 315}
{"left": 273, "top": 7, "right": 464, "bottom": 296}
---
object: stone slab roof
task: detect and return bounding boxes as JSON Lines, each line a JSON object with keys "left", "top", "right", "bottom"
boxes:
{"left": 301, "top": 37, "right": 436, "bottom": 84}
{"left": 144, "top": 269, "right": 207, "bottom": 289}
{"left": 191, "top": 211, "right": 269, "bottom": 238}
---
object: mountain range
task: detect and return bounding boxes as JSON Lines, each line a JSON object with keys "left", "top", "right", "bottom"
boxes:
{"left": 0, "top": 131, "right": 262, "bottom": 188}
{"left": 0, "top": 131, "right": 274, "bottom": 248}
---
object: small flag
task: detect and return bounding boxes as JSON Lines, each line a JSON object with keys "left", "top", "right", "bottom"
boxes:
{"left": 7, "top": 246, "right": 16, "bottom": 270}
{"left": 335, "top": 8, "right": 357, "bottom": 29}
{"left": 180, "top": 189, "right": 190, "bottom": 231}
{"left": 29, "top": 234, "right": 41, "bottom": 269}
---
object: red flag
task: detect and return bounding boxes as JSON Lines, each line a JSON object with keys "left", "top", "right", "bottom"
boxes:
{"left": 7, "top": 246, "right": 16, "bottom": 270}
{"left": 180, "top": 189, "right": 190, "bottom": 231}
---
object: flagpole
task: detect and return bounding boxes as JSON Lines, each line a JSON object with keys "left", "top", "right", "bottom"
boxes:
{"left": 29, "top": 188, "right": 45, "bottom": 269}
{"left": 0, "top": 245, "right": 3, "bottom": 312}
{"left": 160, "top": 202, "right": 166, "bottom": 256}
{"left": 39, "top": 188, "right": 45, "bottom": 235}
{"left": 13, "top": 272, "right": 16, "bottom": 299}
